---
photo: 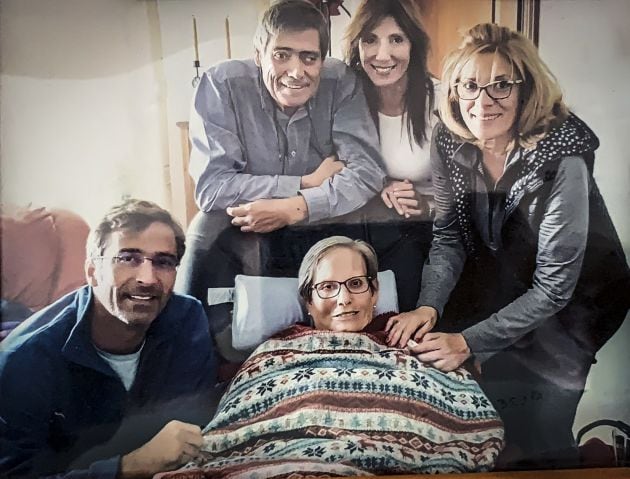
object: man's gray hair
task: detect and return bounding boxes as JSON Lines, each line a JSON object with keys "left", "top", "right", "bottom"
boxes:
{"left": 254, "top": 0, "right": 329, "bottom": 58}
{"left": 298, "top": 236, "right": 378, "bottom": 303}
{"left": 86, "top": 198, "right": 186, "bottom": 261}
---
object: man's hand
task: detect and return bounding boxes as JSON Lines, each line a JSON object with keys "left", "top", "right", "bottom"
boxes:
{"left": 381, "top": 179, "right": 424, "bottom": 218}
{"left": 120, "top": 420, "right": 203, "bottom": 478}
{"left": 300, "top": 155, "right": 344, "bottom": 189}
{"left": 227, "top": 196, "right": 308, "bottom": 233}
{"left": 408, "top": 332, "right": 471, "bottom": 372}
{"left": 385, "top": 306, "right": 438, "bottom": 348}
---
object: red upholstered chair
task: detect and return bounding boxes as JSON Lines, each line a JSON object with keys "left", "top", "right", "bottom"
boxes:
{"left": 1, "top": 205, "right": 89, "bottom": 312}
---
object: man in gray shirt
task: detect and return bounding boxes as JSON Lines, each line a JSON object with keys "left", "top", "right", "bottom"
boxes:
{"left": 176, "top": 0, "right": 385, "bottom": 347}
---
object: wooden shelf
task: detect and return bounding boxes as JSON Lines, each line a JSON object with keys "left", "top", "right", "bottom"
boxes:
{"left": 175, "top": 121, "right": 198, "bottom": 226}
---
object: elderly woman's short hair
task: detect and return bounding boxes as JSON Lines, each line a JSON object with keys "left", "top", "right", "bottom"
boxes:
{"left": 440, "top": 23, "right": 568, "bottom": 149}
{"left": 254, "top": 0, "right": 329, "bottom": 59}
{"left": 86, "top": 198, "right": 186, "bottom": 261}
{"left": 298, "top": 236, "right": 378, "bottom": 303}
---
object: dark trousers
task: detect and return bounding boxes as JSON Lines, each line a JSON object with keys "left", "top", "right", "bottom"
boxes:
{"left": 438, "top": 252, "right": 591, "bottom": 470}
{"left": 481, "top": 352, "right": 587, "bottom": 470}
{"left": 362, "top": 196, "right": 433, "bottom": 313}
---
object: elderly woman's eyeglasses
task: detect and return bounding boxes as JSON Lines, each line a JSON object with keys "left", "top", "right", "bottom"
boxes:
{"left": 312, "top": 276, "right": 372, "bottom": 299}
{"left": 454, "top": 79, "right": 523, "bottom": 101}
{"left": 95, "top": 251, "right": 179, "bottom": 272}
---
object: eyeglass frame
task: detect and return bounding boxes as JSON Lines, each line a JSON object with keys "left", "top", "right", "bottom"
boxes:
{"left": 453, "top": 78, "right": 523, "bottom": 101}
{"left": 311, "top": 275, "right": 373, "bottom": 300}
{"left": 93, "top": 251, "right": 180, "bottom": 272}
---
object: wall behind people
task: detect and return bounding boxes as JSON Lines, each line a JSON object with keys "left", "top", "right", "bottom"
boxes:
{"left": 538, "top": 0, "right": 630, "bottom": 441}
{"left": 0, "top": 0, "right": 170, "bottom": 224}
{"left": 0, "top": 0, "right": 265, "bottom": 226}
{"left": 3, "top": 0, "right": 627, "bottom": 243}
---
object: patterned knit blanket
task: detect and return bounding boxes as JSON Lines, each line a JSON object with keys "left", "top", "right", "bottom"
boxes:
{"left": 157, "top": 325, "right": 504, "bottom": 478}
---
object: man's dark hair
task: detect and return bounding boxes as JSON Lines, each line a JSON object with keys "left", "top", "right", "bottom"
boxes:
{"left": 254, "top": 0, "right": 329, "bottom": 59}
{"left": 87, "top": 198, "right": 186, "bottom": 261}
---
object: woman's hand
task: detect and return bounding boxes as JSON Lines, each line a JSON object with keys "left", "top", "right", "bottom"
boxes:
{"left": 407, "top": 332, "right": 471, "bottom": 372}
{"left": 385, "top": 306, "right": 438, "bottom": 348}
{"left": 380, "top": 179, "right": 424, "bottom": 218}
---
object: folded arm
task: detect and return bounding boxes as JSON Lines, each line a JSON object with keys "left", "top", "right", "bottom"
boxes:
{"left": 189, "top": 64, "right": 384, "bottom": 231}
{"left": 189, "top": 69, "right": 303, "bottom": 213}
{"left": 299, "top": 68, "right": 385, "bottom": 223}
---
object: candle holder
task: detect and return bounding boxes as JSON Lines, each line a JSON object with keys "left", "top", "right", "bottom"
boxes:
{"left": 309, "top": 1, "right": 350, "bottom": 55}
{"left": 192, "top": 60, "right": 201, "bottom": 88}
{"left": 192, "top": 15, "right": 201, "bottom": 88}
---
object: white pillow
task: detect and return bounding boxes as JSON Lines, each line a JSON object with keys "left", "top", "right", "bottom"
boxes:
{"left": 207, "top": 270, "right": 398, "bottom": 351}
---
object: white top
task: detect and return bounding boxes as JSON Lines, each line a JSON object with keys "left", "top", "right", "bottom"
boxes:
{"left": 377, "top": 81, "right": 440, "bottom": 196}
{"left": 96, "top": 342, "right": 145, "bottom": 391}
{"left": 378, "top": 112, "right": 435, "bottom": 195}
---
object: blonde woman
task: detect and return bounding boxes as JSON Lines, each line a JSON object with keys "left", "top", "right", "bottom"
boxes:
{"left": 388, "top": 23, "right": 629, "bottom": 469}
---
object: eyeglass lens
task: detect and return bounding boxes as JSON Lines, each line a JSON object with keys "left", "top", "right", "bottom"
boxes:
{"left": 114, "top": 251, "right": 179, "bottom": 271}
{"left": 314, "top": 276, "right": 370, "bottom": 299}
{"left": 456, "top": 80, "right": 516, "bottom": 100}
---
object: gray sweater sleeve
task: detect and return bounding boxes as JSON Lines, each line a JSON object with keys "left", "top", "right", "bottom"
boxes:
{"left": 463, "top": 157, "right": 590, "bottom": 363}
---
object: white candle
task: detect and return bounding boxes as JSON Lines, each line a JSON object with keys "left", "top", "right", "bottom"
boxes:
{"left": 225, "top": 17, "right": 232, "bottom": 59}
{"left": 193, "top": 16, "right": 200, "bottom": 62}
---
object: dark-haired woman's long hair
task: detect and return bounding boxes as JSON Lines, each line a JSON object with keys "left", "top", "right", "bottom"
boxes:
{"left": 344, "top": 0, "right": 434, "bottom": 147}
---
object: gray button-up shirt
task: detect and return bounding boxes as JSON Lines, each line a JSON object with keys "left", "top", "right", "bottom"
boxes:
{"left": 189, "top": 58, "right": 386, "bottom": 223}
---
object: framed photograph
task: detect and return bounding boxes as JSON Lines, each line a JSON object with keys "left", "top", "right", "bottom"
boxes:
{"left": 1, "top": 0, "right": 628, "bottom": 477}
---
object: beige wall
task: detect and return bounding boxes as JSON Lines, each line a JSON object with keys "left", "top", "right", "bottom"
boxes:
{"left": 537, "top": 0, "right": 630, "bottom": 441}
{"left": 420, "top": 0, "right": 493, "bottom": 77}
{"left": 0, "top": 0, "right": 265, "bottom": 226}
{"left": 0, "top": 0, "right": 170, "bottom": 225}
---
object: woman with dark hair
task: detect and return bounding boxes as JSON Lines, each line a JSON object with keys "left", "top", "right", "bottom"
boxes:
{"left": 388, "top": 23, "right": 630, "bottom": 469}
{"left": 343, "top": 0, "right": 436, "bottom": 312}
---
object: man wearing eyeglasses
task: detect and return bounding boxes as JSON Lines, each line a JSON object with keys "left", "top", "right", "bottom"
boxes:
{"left": 0, "top": 199, "right": 218, "bottom": 478}
{"left": 178, "top": 0, "right": 385, "bottom": 348}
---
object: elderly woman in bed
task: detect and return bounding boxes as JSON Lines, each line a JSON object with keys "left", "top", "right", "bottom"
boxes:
{"left": 297, "top": 235, "right": 386, "bottom": 333}
{"left": 159, "top": 236, "right": 504, "bottom": 478}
